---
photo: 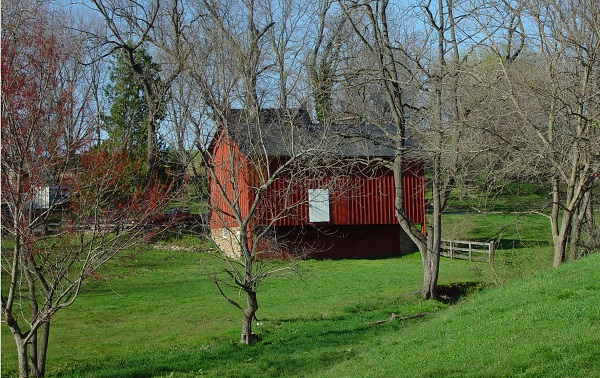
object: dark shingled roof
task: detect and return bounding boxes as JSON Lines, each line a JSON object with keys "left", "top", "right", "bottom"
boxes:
{"left": 224, "top": 109, "right": 402, "bottom": 159}
{"left": 225, "top": 108, "right": 311, "bottom": 126}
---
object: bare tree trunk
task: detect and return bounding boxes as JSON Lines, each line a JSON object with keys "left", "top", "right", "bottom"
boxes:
{"left": 6, "top": 316, "right": 29, "bottom": 378}
{"left": 29, "top": 331, "right": 39, "bottom": 377}
{"left": 32, "top": 321, "right": 50, "bottom": 377}
{"left": 15, "top": 336, "right": 28, "bottom": 378}
{"left": 552, "top": 228, "right": 570, "bottom": 268}
{"left": 6, "top": 301, "right": 47, "bottom": 378}
{"left": 422, "top": 226, "right": 439, "bottom": 299}
{"left": 552, "top": 217, "right": 571, "bottom": 268}
{"left": 422, "top": 172, "right": 443, "bottom": 299}
{"left": 570, "top": 214, "right": 583, "bottom": 261}
{"left": 549, "top": 175, "right": 561, "bottom": 265}
{"left": 393, "top": 152, "right": 427, "bottom": 242}
{"left": 550, "top": 175, "right": 576, "bottom": 267}
{"left": 586, "top": 192, "right": 596, "bottom": 248}
{"left": 570, "top": 190, "right": 592, "bottom": 260}
{"left": 147, "top": 116, "right": 158, "bottom": 177}
{"left": 240, "top": 290, "right": 258, "bottom": 345}
{"left": 5, "top": 223, "right": 29, "bottom": 378}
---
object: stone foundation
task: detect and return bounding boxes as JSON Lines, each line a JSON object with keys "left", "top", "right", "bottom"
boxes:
{"left": 210, "top": 224, "right": 419, "bottom": 260}
{"left": 210, "top": 227, "right": 242, "bottom": 259}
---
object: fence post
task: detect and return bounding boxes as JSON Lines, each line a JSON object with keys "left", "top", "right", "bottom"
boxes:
{"left": 489, "top": 242, "right": 495, "bottom": 263}
{"left": 468, "top": 242, "right": 472, "bottom": 261}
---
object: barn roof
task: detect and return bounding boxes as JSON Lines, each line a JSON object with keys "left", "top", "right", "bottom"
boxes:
{"left": 331, "top": 123, "right": 408, "bottom": 158}
{"left": 222, "top": 109, "right": 407, "bottom": 159}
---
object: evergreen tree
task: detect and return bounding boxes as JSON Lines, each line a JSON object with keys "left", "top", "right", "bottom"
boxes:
{"left": 103, "top": 46, "right": 165, "bottom": 158}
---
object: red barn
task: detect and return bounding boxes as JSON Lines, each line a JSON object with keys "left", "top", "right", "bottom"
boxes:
{"left": 207, "top": 109, "right": 425, "bottom": 259}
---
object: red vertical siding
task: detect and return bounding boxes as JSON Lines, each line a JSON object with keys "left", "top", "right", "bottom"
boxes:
{"left": 402, "top": 163, "right": 425, "bottom": 225}
{"left": 208, "top": 133, "right": 253, "bottom": 229}
{"left": 252, "top": 163, "right": 424, "bottom": 227}
{"left": 209, "top": 132, "right": 426, "bottom": 231}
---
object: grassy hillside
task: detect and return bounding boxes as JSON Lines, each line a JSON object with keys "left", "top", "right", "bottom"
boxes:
{"left": 316, "top": 253, "right": 600, "bottom": 378}
{"left": 2, "top": 240, "right": 598, "bottom": 377}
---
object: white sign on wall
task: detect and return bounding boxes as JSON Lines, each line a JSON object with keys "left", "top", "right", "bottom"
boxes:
{"left": 308, "top": 188, "right": 330, "bottom": 223}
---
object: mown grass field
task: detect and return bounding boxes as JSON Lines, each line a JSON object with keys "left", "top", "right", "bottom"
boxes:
{"left": 2, "top": 204, "right": 599, "bottom": 377}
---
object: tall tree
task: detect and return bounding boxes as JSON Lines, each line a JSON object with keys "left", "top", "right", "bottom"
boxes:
{"left": 202, "top": 109, "right": 347, "bottom": 345}
{"left": 307, "top": 0, "right": 347, "bottom": 125}
{"left": 1, "top": 3, "right": 175, "bottom": 376}
{"left": 90, "top": 0, "right": 186, "bottom": 179}
{"left": 337, "top": 0, "right": 487, "bottom": 298}
{"left": 103, "top": 46, "right": 165, "bottom": 157}
{"left": 185, "top": 0, "right": 312, "bottom": 345}
{"left": 415, "top": 0, "right": 488, "bottom": 296}
{"left": 264, "top": 0, "right": 309, "bottom": 109}
{"left": 198, "top": 0, "right": 277, "bottom": 118}
{"left": 162, "top": 0, "right": 361, "bottom": 345}
{"left": 337, "top": 0, "right": 429, "bottom": 297}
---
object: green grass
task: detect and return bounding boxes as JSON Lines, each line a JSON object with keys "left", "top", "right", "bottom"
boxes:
{"left": 442, "top": 182, "right": 550, "bottom": 214}
{"left": 2, "top": 188, "right": 598, "bottom": 377}
{"left": 315, "top": 253, "right": 600, "bottom": 378}
{"left": 1, "top": 242, "right": 483, "bottom": 377}
{"left": 440, "top": 211, "right": 554, "bottom": 284}
{"left": 441, "top": 212, "right": 551, "bottom": 245}
{"left": 3, "top": 244, "right": 596, "bottom": 377}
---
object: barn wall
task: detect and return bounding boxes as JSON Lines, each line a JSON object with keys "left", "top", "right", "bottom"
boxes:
{"left": 208, "top": 134, "right": 253, "bottom": 230}
{"left": 209, "top": 134, "right": 425, "bottom": 231}
{"left": 271, "top": 224, "right": 417, "bottom": 259}
{"left": 254, "top": 163, "right": 425, "bottom": 228}
{"left": 208, "top": 133, "right": 426, "bottom": 260}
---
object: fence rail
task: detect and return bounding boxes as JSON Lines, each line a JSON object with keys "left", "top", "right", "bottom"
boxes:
{"left": 440, "top": 239, "right": 495, "bottom": 263}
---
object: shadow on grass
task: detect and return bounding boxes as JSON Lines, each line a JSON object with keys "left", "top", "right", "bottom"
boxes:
{"left": 435, "top": 281, "right": 486, "bottom": 304}
{"left": 52, "top": 308, "right": 431, "bottom": 378}
{"left": 494, "top": 239, "right": 552, "bottom": 250}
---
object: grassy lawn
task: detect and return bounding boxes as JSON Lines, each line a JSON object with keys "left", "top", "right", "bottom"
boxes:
{"left": 2, "top": 205, "right": 598, "bottom": 377}
{"left": 442, "top": 212, "right": 554, "bottom": 284}
{"left": 315, "top": 253, "right": 600, "bottom": 378}
{"left": 1, "top": 238, "right": 482, "bottom": 377}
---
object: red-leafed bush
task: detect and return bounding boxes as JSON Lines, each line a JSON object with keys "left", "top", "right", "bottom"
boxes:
{"left": 0, "top": 4, "right": 180, "bottom": 377}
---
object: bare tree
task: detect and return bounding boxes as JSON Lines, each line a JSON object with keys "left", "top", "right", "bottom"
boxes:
{"left": 306, "top": 0, "right": 348, "bottom": 125}
{"left": 412, "top": 0, "right": 493, "bottom": 295}
{"left": 482, "top": 0, "right": 600, "bottom": 266}
{"left": 335, "top": 0, "right": 426, "bottom": 296}
{"left": 202, "top": 109, "right": 351, "bottom": 345}
{"left": 333, "top": 0, "right": 499, "bottom": 298}
{"left": 263, "top": 0, "right": 310, "bottom": 108}
{"left": 154, "top": 0, "right": 339, "bottom": 345}
{"left": 1, "top": 3, "right": 176, "bottom": 377}
{"left": 89, "top": 0, "right": 188, "bottom": 179}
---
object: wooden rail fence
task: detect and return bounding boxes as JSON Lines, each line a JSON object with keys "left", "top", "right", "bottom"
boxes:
{"left": 440, "top": 239, "right": 495, "bottom": 263}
